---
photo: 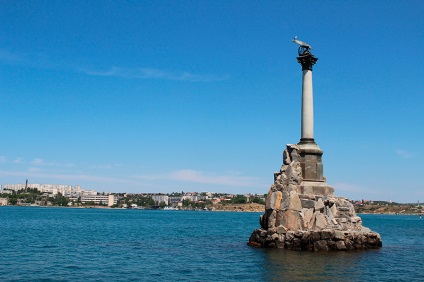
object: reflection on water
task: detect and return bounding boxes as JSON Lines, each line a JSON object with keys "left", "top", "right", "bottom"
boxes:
{"left": 261, "top": 248, "right": 381, "bottom": 281}
{"left": 250, "top": 215, "right": 424, "bottom": 281}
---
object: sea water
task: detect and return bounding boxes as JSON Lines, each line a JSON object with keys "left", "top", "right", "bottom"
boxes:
{"left": 0, "top": 207, "right": 423, "bottom": 281}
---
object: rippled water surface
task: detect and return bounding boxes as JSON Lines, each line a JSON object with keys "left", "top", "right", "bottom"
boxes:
{"left": 0, "top": 207, "right": 423, "bottom": 281}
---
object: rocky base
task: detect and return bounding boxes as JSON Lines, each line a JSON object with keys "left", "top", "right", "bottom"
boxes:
{"left": 248, "top": 144, "right": 382, "bottom": 251}
{"left": 248, "top": 228, "right": 382, "bottom": 251}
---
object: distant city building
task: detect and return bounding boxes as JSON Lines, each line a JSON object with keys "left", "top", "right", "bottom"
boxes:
{"left": 0, "top": 184, "right": 266, "bottom": 209}
{"left": 0, "top": 198, "right": 8, "bottom": 206}
{"left": 211, "top": 198, "right": 221, "bottom": 205}
{"left": 80, "top": 194, "right": 116, "bottom": 207}
{"left": 2, "top": 183, "right": 95, "bottom": 197}
{"left": 169, "top": 196, "right": 182, "bottom": 207}
{"left": 182, "top": 195, "right": 198, "bottom": 202}
{"left": 152, "top": 195, "right": 169, "bottom": 205}
{"left": 1, "top": 190, "right": 12, "bottom": 195}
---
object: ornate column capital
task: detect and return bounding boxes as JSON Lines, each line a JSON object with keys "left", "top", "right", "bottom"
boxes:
{"left": 297, "top": 53, "right": 318, "bottom": 71}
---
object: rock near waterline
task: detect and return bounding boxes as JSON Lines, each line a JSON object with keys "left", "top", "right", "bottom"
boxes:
{"left": 248, "top": 144, "right": 382, "bottom": 251}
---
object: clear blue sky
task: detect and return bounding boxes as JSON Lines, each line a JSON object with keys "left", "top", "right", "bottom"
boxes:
{"left": 1, "top": 1, "right": 423, "bottom": 203}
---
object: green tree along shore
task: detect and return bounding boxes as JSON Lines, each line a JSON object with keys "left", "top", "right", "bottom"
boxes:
{"left": 5, "top": 188, "right": 69, "bottom": 206}
{"left": 1, "top": 188, "right": 422, "bottom": 215}
{"left": 110, "top": 193, "right": 156, "bottom": 208}
{"left": 0, "top": 188, "right": 267, "bottom": 209}
{"left": 112, "top": 192, "right": 266, "bottom": 210}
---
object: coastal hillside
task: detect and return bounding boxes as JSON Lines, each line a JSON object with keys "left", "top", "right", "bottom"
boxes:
{"left": 355, "top": 203, "right": 423, "bottom": 215}
{"left": 211, "top": 202, "right": 423, "bottom": 215}
{"left": 212, "top": 203, "right": 265, "bottom": 212}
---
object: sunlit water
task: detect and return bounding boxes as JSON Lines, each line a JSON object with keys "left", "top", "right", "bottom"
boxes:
{"left": 0, "top": 207, "right": 423, "bottom": 281}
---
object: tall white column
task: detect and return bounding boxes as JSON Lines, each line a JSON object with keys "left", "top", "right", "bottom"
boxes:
{"left": 301, "top": 69, "right": 314, "bottom": 140}
{"left": 295, "top": 48, "right": 328, "bottom": 187}
{"left": 297, "top": 51, "right": 317, "bottom": 144}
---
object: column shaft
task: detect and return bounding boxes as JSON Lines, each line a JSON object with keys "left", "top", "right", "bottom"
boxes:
{"left": 301, "top": 70, "right": 314, "bottom": 140}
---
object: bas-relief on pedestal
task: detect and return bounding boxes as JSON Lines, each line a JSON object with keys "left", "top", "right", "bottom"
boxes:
{"left": 247, "top": 38, "right": 382, "bottom": 251}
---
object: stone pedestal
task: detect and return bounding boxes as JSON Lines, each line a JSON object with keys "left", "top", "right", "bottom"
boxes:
{"left": 297, "top": 142, "right": 323, "bottom": 182}
{"left": 296, "top": 141, "right": 335, "bottom": 196}
{"left": 248, "top": 145, "right": 382, "bottom": 251}
{"left": 298, "top": 182, "right": 334, "bottom": 197}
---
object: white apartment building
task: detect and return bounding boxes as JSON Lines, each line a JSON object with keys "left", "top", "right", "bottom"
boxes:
{"left": 2, "top": 183, "right": 95, "bottom": 197}
{"left": 152, "top": 195, "right": 169, "bottom": 205}
{"left": 80, "top": 194, "right": 117, "bottom": 207}
{"left": 182, "top": 195, "right": 198, "bottom": 202}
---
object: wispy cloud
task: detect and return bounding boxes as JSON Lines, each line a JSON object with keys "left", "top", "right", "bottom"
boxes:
{"left": 0, "top": 47, "right": 228, "bottom": 83}
{"left": 0, "top": 49, "right": 25, "bottom": 63}
{"left": 170, "top": 169, "right": 256, "bottom": 186}
{"left": 134, "top": 169, "right": 258, "bottom": 187}
{"left": 31, "top": 158, "right": 45, "bottom": 165}
{"left": 28, "top": 167, "right": 41, "bottom": 173}
{"left": 0, "top": 156, "right": 74, "bottom": 168}
{"left": 332, "top": 182, "right": 382, "bottom": 198}
{"left": 81, "top": 67, "right": 229, "bottom": 82}
{"left": 0, "top": 169, "right": 140, "bottom": 186}
{"left": 0, "top": 156, "right": 126, "bottom": 181}
{"left": 396, "top": 149, "right": 413, "bottom": 159}
{"left": 13, "top": 158, "right": 23, "bottom": 164}
{"left": 1, "top": 155, "right": 259, "bottom": 190}
{"left": 30, "top": 158, "right": 74, "bottom": 168}
{"left": 89, "top": 163, "right": 123, "bottom": 169}
{"left": 332, "top": 182, "right": 367, "bottom": 193}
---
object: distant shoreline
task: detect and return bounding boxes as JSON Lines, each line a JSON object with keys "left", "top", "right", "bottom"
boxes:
{"left": 2, "top": 203, "right": 422, "bottom": 216}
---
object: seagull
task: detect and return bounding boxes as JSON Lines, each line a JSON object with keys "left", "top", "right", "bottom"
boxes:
{"left": 292, "top": 36, "right": 313, "bottom": 50}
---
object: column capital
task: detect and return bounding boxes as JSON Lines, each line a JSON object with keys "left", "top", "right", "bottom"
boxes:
{"left": 297, "top": 53, "right": 318, "bottom": 71}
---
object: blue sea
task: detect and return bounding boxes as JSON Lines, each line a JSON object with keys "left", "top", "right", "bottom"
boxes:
{"left": 0, "top": 207, "right": 423, "bottom": 281}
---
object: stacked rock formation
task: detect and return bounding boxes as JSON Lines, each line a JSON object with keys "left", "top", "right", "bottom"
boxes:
{"left": 248, "top": 144, "right": 382, "bottom": 251}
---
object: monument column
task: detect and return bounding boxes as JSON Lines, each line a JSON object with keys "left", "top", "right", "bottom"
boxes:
{"left": 297, "top": 51, "right": 318, "bottom": 144}
{"left": 292, "top": 40, "right": 332, "bottom": 194}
